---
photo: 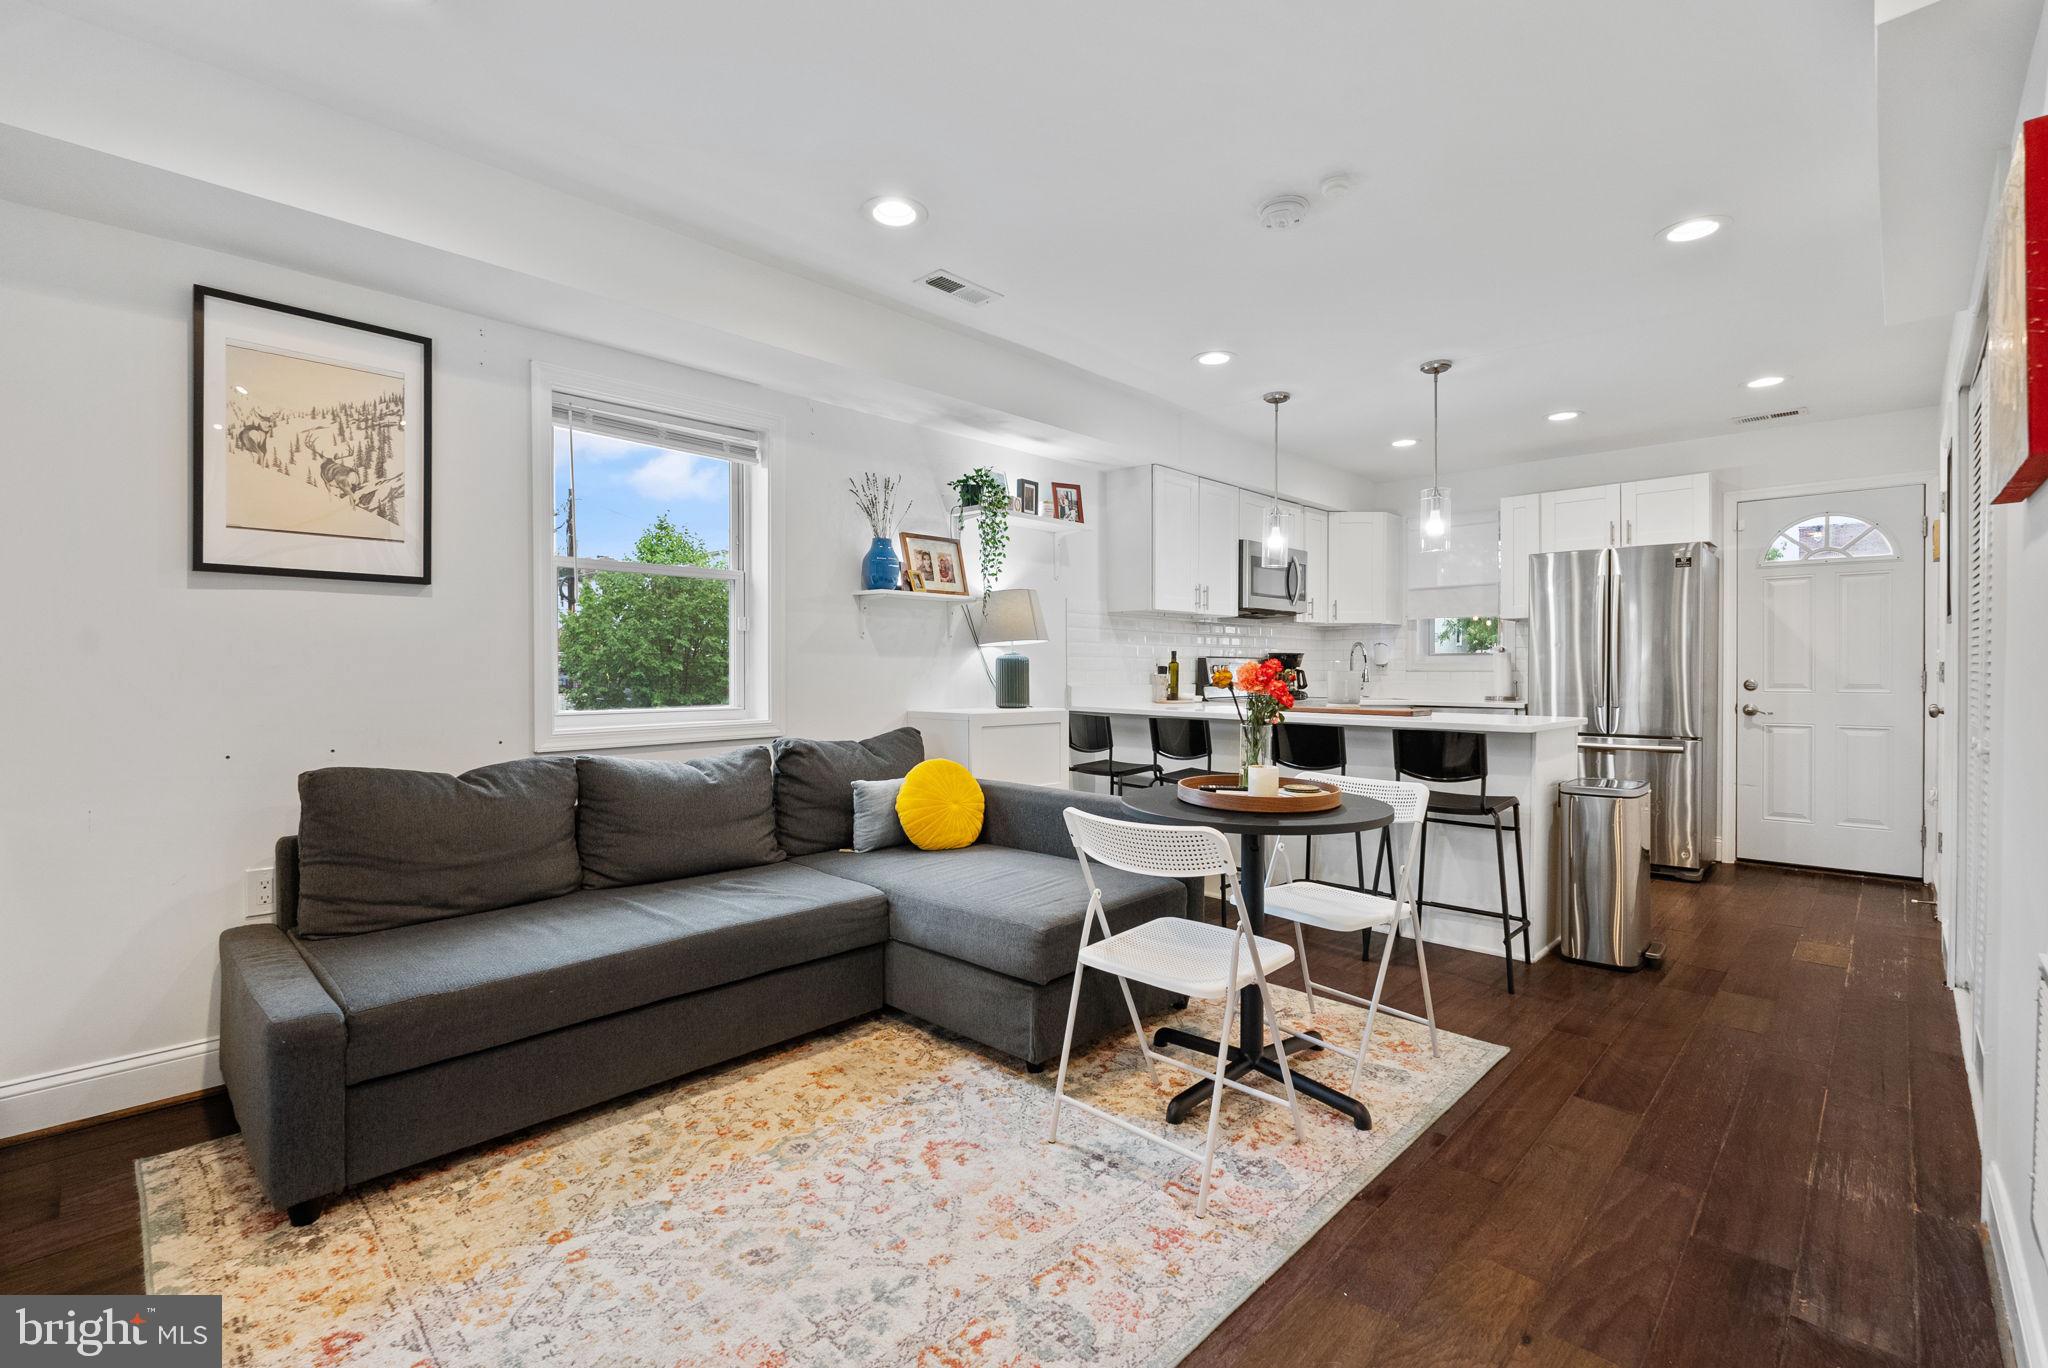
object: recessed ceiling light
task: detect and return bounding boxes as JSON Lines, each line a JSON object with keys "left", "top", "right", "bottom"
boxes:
{"left": 1390, "top": 437, "right": 1418, "bottom": 448}
{"left": 1547, "top": 410, "right": 1581, "bottom": 422}
{"left": 233, "top": 385, "right": 248, "bottom": 395}
{"left": 1746, "top": 374, "right": 1787, "bottom": 389}
{"left": 864, "top": 196, "right": 925, "bottom": 228}
{"left": 1193, "top": 350, "right": 1234, "bottom": 366}
{"left": 1661, "top": 216, "right": 1725, "bottom": 243}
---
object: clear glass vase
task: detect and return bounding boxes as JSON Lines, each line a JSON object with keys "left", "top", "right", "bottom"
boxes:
{"left": 1239, "top": 720, "right": 1270, "bottom": 788}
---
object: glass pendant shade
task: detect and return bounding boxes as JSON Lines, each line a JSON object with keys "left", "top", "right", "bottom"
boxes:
{"left": 1259, "top": 389, "right": 1292, "bottom": 568}
{"left": 1419, "top": 486, "right": 1451, "bottom": 551}
{"left": 1260, "top": 500, "right": 1290, "bottom": 568}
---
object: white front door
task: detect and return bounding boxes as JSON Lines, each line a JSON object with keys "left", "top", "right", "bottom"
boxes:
{"left": 1734, "top": 485, "right": 1925, "bottom": 876}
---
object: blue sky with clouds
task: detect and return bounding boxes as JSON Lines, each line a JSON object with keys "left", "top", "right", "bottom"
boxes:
{"left": 552, "top": 427, "right": 732, "bottom": 561}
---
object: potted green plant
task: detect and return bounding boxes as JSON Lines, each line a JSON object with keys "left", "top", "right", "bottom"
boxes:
{"left": 949, "top": 466, "right": 1009, "bottom": 608}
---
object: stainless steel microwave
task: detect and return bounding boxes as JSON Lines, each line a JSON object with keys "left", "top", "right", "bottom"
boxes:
{"left": 1237, "top": 539, "right": 1307, "bottom": 617}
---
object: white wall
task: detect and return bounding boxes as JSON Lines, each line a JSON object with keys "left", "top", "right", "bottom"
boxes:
{"left": 0, "top": 196, "right": 1131, "bottom": 1133}
{"left": 1934, "top": 6, "right": 2048, "bottom": 1359}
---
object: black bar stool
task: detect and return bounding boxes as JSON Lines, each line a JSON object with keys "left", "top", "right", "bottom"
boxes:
{"left": 1391, "top": 730, "right": 1533, "bottom": 993}
{"left": 1272, "top": 722, "right": 1370, "bottom": 887}
{"left": 1067, "top": 713, "right": 1155, "bottom": 794}
{"left": 1147, "top": 716, "right": 1214, "bottom": 785}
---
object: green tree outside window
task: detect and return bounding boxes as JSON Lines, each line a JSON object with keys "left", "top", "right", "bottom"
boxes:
{"left": 557, "top": 514, "right": 731, "bottom": 710}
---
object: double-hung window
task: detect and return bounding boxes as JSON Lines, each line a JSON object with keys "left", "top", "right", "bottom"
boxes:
{"left": 533, "top": 367, "right": 774, "bottom": 750}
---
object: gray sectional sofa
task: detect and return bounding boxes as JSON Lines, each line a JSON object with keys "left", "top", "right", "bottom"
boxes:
{"left": 217, "top": 729, "right": 1195, "bottom": 1222}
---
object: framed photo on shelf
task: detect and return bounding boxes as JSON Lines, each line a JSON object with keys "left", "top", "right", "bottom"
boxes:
{"left": 191, "top": 286, "right": 432, "bottom": 583}
{"left": 1016, "top": 478, "right": 1040, "bottom": 516}
{"left": 898, "top": 532, "right": 970, "bottom": 596}
{"left": 1050, "top": 481, "right": 1084, "bottom": 523}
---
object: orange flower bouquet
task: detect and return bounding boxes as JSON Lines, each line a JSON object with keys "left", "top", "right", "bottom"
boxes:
{"left": 1209, "top": 657, "right": 1298, "bottom": 791}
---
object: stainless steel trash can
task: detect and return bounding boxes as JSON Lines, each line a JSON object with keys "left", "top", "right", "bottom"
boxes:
{"left": 1555, "top": 777, "right": 1654, "bottom": 970}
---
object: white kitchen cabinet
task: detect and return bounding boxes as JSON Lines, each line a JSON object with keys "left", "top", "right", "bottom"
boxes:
{"left": 1539, "top": 483, "right": 1622, "bottom": 552}
{"left": 1104, "top": 465, "right": 1244, "bottom": 615}
{"left": 1303, "top": 507, "right": 1330, "bottom": 623}
{"left": 1197, "top": 478, "right": 1241, "bottom": 616}
{"left": 1498, "top": 493, "right": 1540, "bottom": 619}
{"left": 1619, "top": 472, "right": 1717, "bottom": 546}
{"left": 1328, "top": 512, "right": 1400, "bottom": 624}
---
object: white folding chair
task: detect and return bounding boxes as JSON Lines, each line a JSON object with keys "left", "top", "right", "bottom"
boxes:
{"left": 1046, "top": 808, "right": 1304, "bottom": 1218}
{"left": 1262, "top": 777, "right": 1437, "bottom": 1095}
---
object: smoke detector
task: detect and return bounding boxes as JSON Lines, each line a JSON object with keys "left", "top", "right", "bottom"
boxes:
{"left": 1733, "top": 406, "right": 1808, "bottom": 425}
{"left": 919, "top": 269, "right": 1002, "bottom": 306}
{"left": 1319, "top": 174, "right": 1357, "bottom": 199}
{"left": 1259, "top": 195, "right": 1311, "bottom": 230}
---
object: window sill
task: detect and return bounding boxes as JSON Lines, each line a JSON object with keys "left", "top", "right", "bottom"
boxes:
{"left": 535, "top": 717, "right": 779, "bottom": 753}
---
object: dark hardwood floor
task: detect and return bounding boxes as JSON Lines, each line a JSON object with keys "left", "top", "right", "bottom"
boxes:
{"left": 0, "top": 864, "right": 2005, "bottom": 1366}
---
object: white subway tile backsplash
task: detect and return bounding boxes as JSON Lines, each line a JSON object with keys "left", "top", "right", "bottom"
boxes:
{"left": 1067, "top": 609, "right": 1529, "bottom": 704}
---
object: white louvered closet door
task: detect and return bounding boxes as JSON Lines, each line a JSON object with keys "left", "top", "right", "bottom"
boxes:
{"left": 1959, "top": 360, "right": 1995, "bottom": 1066}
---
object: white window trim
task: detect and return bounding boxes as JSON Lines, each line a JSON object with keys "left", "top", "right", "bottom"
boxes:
{"left": 530, "top": 362, "right": 780, "bottom": 751}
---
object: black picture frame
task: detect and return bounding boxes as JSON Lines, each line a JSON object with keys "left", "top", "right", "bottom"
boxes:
{"left": 191, "top": 285, "right": 433, "bottom": 585}
{"left": 1016, "top": 478, "right": 1039, "bottom": 516}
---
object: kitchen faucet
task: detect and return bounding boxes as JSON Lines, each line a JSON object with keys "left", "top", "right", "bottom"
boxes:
{"left": 1348, "top": 641, "right": 1371, "bottom": 701}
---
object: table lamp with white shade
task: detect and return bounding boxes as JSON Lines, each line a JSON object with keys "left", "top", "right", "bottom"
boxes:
{"left": 967, "top": 588, "right": 1049, "bottom": 707}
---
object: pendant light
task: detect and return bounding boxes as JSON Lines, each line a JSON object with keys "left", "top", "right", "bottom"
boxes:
{"left": 1260, "top": 390, "right": 1292, "bottom": 569}
{"left": 1418, "top": 359, "right": 1453, "bottom": 553}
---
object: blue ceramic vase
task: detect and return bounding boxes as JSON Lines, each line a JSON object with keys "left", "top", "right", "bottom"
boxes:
{"left": 862, "top": 536, "right": 902, "bottom": 591}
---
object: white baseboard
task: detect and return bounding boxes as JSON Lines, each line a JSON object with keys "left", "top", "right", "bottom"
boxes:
{"left": 1987, "top": 1160, "right": 2046, "bottom": 1368}
{"left": 0, "top": 1037, "right": 221, "bottom": 1140}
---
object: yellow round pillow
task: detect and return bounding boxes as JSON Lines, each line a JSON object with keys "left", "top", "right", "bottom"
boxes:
{"left": 896, "top": 758, "right": 984, "bottom": 851}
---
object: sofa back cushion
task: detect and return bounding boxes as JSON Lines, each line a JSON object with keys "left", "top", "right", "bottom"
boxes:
{"left": 296, "top": 757, "right": 581, "bottom": 936}
{"left": 772, "top": 728, "right": 925, "bottom": 855}
{"left": 576, "top": 748, "right": 783, "bottom": 887}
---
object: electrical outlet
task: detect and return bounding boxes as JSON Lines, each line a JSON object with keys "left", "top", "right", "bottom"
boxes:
{"left": 244, "top": 866, "right": 275, "bottom": 922}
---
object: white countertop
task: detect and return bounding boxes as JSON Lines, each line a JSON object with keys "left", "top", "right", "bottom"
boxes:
{"left": 1077, "top": 700, "right": 1585, "bottom": 735}
{"left": 1306, "top": 695, "right": 1528, "bottom": 712}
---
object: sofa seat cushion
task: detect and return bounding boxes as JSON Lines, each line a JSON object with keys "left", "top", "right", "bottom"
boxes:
{"left": 295, "top": 863, "right": 888, "bottom": 1083}
{"left": 796, "top": 846, "right": 1186, "bottom": 986}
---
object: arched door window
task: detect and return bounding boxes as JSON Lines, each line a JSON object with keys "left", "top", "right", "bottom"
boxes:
{"left": 1763, "top": 511, "right": 1897, "bottom": 563}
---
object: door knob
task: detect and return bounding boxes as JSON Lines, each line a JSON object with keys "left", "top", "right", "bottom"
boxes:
{"left": 1742, "top": 678, "right": 1758, "bottom": 692}
{"left": 1740, "top": 703, "right": 1773, "bottom": 717}
{"left": 1928, "top": 704, "right": 1946, "bottom": 718}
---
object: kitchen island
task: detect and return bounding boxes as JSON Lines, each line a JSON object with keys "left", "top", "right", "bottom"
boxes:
{"left": 1074, "top": 700, "right": 1586, "bottom": 965}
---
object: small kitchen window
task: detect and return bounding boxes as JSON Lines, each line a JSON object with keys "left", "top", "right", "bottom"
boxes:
{"left": 1423, "top": 616, "right": 1501, "bottom": 658}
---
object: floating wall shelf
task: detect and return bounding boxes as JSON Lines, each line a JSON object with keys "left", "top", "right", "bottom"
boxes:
{"left": 852, "top": 590, "right": 963, "bottom": 639}
{"left": 957, "top": 505, "right": 1090, "bottom": 538}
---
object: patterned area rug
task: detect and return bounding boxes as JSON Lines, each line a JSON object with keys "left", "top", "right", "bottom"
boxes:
{"left": 139, "top": 989, "right": 1504, "bottom": 1367}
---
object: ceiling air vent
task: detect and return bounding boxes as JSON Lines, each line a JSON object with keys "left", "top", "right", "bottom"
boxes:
{"left": 1733, "top": 406, "right": 1808, "bottom": 425}
{"left": 920, "top": 270, "right": 1002, "bottom": 306}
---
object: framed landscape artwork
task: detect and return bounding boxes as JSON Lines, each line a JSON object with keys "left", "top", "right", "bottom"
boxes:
{"left": 192, "top": 287, "right": 433, "bottom": 582}
{"left": 899, "top": 532, "right": 970, "bottom": 595}
{"left": 1986, "top": 115, "right": 2048, "bottom": 505}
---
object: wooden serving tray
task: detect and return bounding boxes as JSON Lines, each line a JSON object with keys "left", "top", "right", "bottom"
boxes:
{"left": 1175, "top": 774, "right": 1344, "bottom": 813}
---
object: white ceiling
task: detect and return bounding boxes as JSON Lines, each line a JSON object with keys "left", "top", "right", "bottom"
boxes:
{"left": 32, "top": 0, "right": 1988, "bottom": 477}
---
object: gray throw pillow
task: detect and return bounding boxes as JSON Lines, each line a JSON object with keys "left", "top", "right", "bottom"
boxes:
{"left": 296, "top": 757, "right": 581, "bottom": 936}
{"left": 771, "top": 728, "right": 925, "bottom": 856}
{"left": 576, "top": 748, "right": 784, "bottom": 887}
{"left": 850, "top": 778, "right": 908, "bottom": 852}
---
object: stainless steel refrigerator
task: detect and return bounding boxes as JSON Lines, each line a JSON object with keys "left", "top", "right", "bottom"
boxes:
{"left": 1528, "top": 542, "right": 1719, "bottom": 880}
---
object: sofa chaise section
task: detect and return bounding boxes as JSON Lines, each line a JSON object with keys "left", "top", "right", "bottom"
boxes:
{"left": 801, "top": 779, "right": 1201, "bottom": 1066}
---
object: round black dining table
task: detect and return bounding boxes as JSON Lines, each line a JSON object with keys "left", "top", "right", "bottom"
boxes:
{"left": 1117, "top": 781, "right": 1394, "bottom": 1131}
